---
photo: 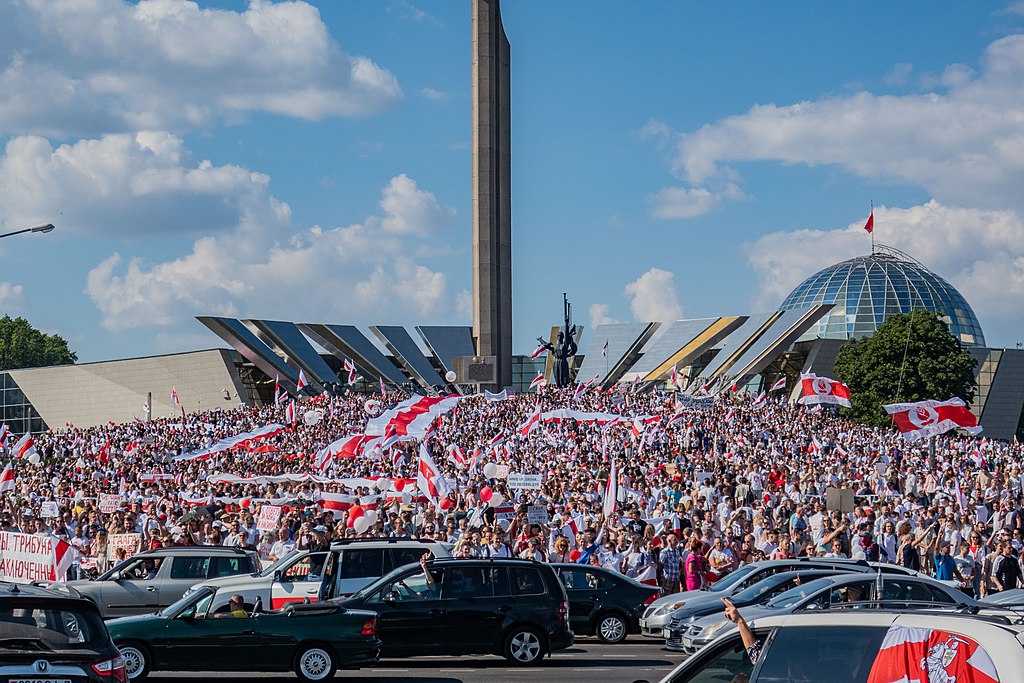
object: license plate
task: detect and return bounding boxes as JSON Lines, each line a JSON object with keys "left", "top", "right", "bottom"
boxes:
{"left": 682, "top": 637, "right": 693, "bottom": 649}
{"left": 663, "top": 628, "right": 671, "bottom": 638}
{"left": 10, "top": 679, "right": 72, "bottom": 683}
{"left": 639, "top": 618, "right": 647, "bottom": 629}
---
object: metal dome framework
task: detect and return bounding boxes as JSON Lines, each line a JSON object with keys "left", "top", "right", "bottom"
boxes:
{"left": 780, "top": 244, "right": 985, "bottom": 347}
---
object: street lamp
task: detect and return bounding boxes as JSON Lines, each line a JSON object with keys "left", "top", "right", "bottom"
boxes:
{"left": 0, "top": 223, "right": 55, "bottom": 240}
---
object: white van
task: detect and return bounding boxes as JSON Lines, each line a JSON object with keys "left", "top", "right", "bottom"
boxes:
{"left": 189, "top": 538, "right": 449, "bottom": 610}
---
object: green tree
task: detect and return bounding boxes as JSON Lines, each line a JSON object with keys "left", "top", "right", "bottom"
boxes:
{"left": 0, "top": 315, "right": 77, "bottom": 371}
{"left": 833, "top": 310, "right": 977, "bottom": 427}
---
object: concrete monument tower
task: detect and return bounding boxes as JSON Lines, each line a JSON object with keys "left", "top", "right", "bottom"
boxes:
{"left": 472, "top": 0, "right": 513, "bottom": 389}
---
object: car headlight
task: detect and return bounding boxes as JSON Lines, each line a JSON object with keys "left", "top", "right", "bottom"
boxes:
{"left": 701, "top": 620, "right": 734, "bottom": 639}
{"left": 655, "top": 601, "right": 686, "bottom": 616}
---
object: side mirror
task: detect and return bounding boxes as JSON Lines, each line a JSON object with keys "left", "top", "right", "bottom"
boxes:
{"left": 179, "top": 608, "right": 196, "bottom": 620}
{"left": 273, "top": 570, "right": 283, "bottom": 583}
{"left": 383, "top": 590, "right": 398, "bottom": 604}
{"left": 110, "top": 572, "right": 122, "bottom": 582}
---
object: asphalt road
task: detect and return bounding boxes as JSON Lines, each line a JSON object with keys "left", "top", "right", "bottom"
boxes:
{"left": 149, "top": 636, "right": 679, "bottom": 682}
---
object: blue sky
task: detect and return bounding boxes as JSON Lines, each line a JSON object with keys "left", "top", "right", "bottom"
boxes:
{"left": 2, "top": 0, "right": 1024, "bottom": 363}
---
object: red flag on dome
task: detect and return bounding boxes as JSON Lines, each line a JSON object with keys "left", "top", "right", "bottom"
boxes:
{"left": 863, "top": 210, "right": 874, "bottom": 234}
{"left": 798, "top": 373, "right": 851, "bottom": 408}
{"left": 883, "top": 397, "right": 981, "bottom": 441}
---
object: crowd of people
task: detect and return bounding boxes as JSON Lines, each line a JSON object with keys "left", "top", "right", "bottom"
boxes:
{"left": 2, "top": 380, "right": 1024, "bottom": 598}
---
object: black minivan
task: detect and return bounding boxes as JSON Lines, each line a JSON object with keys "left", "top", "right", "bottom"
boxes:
{"left": 0, "top": 583, "right": 127, "bottom": 681}
{"left": 321, "top": 557, "right": 574, "bottom": 664}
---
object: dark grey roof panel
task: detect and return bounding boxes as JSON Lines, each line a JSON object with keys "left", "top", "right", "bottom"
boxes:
{"left": 415, "top": 326, "right": 475, "bottom": 375}
{"left": 630, "top": 318, "right": 721, "bottom": 375}
{"left": 370, "top": 326, "right": 445, "bottom": 389}
{"left": 727, "top": 305, "right": 833, "bottom": 381}
{"left": 248, "top": 320, "right": 340, "bottom": 386}
{"left": 575, "top": 323, "right": 656, "bottom": 385}
{"left": 980, "top": 348, "right": 1024, "bottom": 441}
{"left": 298, "top": 324, "right": 409, "bottom": 386}
{"left": 196, "top": 316, "right": 299, "bottom": 392}
{"left": 696, "top": 312, "right": 779, "bottom": 380}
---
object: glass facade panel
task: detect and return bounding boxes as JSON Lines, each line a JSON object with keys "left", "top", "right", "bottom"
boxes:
{"left": 0, "top": 372, "right": 47, "bottom": 435}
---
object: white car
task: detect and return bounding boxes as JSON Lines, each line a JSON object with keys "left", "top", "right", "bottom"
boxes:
{"left": 656, "top": 609, "right": 1024, "bottom": 683}
{"left": 188, "top": 538, "right": 449, "bottom": 610}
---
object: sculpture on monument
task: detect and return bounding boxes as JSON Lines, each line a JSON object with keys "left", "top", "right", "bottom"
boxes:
{"left": 537, "top": 294, "right": 578, "bottom": 388}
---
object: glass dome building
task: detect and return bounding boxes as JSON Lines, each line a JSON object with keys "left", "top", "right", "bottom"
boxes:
{"left": 780, "top": 245, "right": 985, "bottom": 347}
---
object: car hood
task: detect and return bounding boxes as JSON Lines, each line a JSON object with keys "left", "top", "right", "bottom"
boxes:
{"left": 106, "top": 612, "right": 167, "bottom": 633}
{"left": 193, "top": 573, "right": 268, "bottom": 591}
{"left": 649, "top": 590, "right": 722, "bottom": 612}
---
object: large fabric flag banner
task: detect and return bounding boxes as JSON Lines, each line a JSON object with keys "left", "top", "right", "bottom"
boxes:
{"left": 867, "top": 625, "right": 998, "bottom": 683}
{"left": 171, "top": 424, "right": 286, "bottom": 461}
{"left": 884, "top": 397, "right": 982, "bottom": 441}
{"left": 798, "top": 373, "right": 852, "bottom": 407}
{"left": 0, "top": 532, "right": 74, "bottom": 584}
{"left": 365, "top": 395, "right": 464, "bottom": 439}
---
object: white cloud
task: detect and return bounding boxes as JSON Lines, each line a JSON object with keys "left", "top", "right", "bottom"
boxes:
{"left": 647, "top": 183, "right": 746, "bottom": 220}
{"left": 743, "top": 200, "right": 1024, "bottom": 340}
{"left": 662, "top": 33, "right": 1024, "bottom": 214}
{"left": 419, "top": 88, "right": 447, "bottom": 101}
{"left": 0, "top": 0, "right": 401, "bottom": 137}
{"left": 0, "top": 132, "right": 274, "bottom": 237}
{"left": 589, "top": 303, "right": 620, "bottom": 329}
{"left": 884, "top": 63, "right": 913, "bottom": 86}
{"left": 624, "top": 268, "right": 683, "bottom": 322}
{"left": 377, "top": 174, "right": 457, "bottom": 237}
{"left": 0, "top": 282, "right": 24, "bottom": 309}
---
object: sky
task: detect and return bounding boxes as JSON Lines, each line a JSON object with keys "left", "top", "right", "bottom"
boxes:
{"left": 2, "top": 0, "right": 1024, "bottom": 364}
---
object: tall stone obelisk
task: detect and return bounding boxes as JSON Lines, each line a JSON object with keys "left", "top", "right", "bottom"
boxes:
{"left": 472, "top": 0, "right": 512, "bottom": 390}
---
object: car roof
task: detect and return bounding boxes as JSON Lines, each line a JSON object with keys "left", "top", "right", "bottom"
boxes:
{"left": 427, "top": 557, "right": 546, "bottom": 567}
{"left": 134, "top": 546, "right": 255, "bottom": 556}
{"left": 0, "top": 582, "right": 101, "bottom": 608}
{"left": 330, "top": 538, "right": 447, "bottom": 547}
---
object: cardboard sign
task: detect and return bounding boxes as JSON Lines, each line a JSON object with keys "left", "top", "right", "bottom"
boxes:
{"left": 507, "top": 473, "right": 543, "bottom": 490}
{"left": 40, "top": 501, "right": 59, "bottom": 518}
{"left": 527, "top": 505, "right": 549, "bottom": 525}
{"left": 826, "top": 487, "right": 855, "bottom": 513}
{"left": 99, "top": 494, "right": 122, "bottom": 514}
{"left": 256, "top": 504, "right": 282, "bottom": 532}
{"left": 493, "top": 464, "right": 510, "bottom": 479}
{"left": 108, "top": 533, "right": 142, "bottom": 559}
{"left": 0, "top": 531, "right": 73, "bottom": 584}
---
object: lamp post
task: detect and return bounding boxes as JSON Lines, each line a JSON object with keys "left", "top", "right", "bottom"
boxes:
{"left": 0, "top": 223, "right": 55, "bottom": 240}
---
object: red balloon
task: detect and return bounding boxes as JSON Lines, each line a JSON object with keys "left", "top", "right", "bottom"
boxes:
{"left": 479, "top": 486, "right": 493, "bottom": 503}
{"left": 348, "top": 505, "right": 364, "bottom": 520}
{"left": 240, "top": 498, "right": 251, "bottom": 508}
{"left": 439, "top": 498, "right": 453, "bottom": 510}
{"left": 347, "top": 516, "right": 355, "bottom": 528}
{"left": 395, "top": 480, "right": 406, "bottom": 492}
{"left": 569, "top": 549, "right": 581, "bottom": 561}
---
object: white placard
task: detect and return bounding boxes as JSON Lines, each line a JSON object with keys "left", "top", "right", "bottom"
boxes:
{"left": 493, "top": 464, "right": 510, "bottom": 479}
{"left": 527, "top": 505, "right": 549, "bottom": 525}
{"left": 256, "top": 505, "right": 282, "bottom": 532}
{"left": 507, "top": 473, "right": 543, "bottom": 490}
{"left": 0, "top": 531, "right": 70, "bottom": 584}
{"left": 99, "top": 493, "right": 122, "bottom": 514}
{"left": 40, "top": 501, "right": 59, "bottom": 518}
{"left": 109, "top": 533, "right": 142, "bottom": 560}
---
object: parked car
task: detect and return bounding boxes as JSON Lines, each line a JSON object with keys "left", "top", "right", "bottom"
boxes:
{"left": 640, "top": 557, "right": 927, "bottom": 639}
{"left": 325, "top": 557, "right": 574, "bottom": 664}
{"left": 192, "top": 537, "right": 449, "bottom": 610}
{"left": 653, "top": 610, "right": 1024, "bottom": 683}
{"left": 106, "top": 584, "right": 380, "bottom": 681}
{"left": 677, "top": 572, "right": 976, "bottom": 656}
{"left": 58, "top": 546, "right": 261, "bottom": 618}
{"left": 663, "top": 569, "right": 846, "bottom": 651}
{"left": 980, "top": 587, "right": 1024, "bottom": 606}
{"left": 551, "top": 563, "right": 658, "bottom": 643}
{"left": 0, "top": 582, "right": 128, "bottom": 682}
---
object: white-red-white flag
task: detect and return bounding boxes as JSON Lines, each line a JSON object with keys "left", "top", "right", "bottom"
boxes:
{"left": 560, "top": 514, "right": 584, "bottom": 549}
{"left": 971, "top": 438, "right": 989, "bottom": 469}
{"left": 343, "top": 359, "right": 357, "bottom": 384}
{"left": 171, "top": 387, "right": 180, "bottom": 405}
{"left": 379, "top": 376, "right": 387, "bottom": 395}
{"left": 572, "top": 383, "right": 586, "bottom": 402}
{"left": 883, "top": 397, "right": 982, "bottom": 441}
{"left": 285, "top": 401, "right": 297, "bottom": 424}
{"left": 529, "top": 372, "right": 546, "bottom": 391}
{"left": 296, "top": 370, "right": 308, "bottom": 392}
{"left": 519, "top": 409, "right": 542, "bottom": 437}
{"left": 530, "top": 344, "right": 547, "bottom": 359}
{"left": 670, "top": 365, "right": 678, "bottom": 388}
{"left": 12, "top": 433, "right": 36, "bottom": 460}
{"left": 274, "top": 375, "right": 284, "bottom": 404}
{"left": 770, "top": 377, "right": 787, "bottom": 392}
{"left": 0, "top": 424, "right": 10, "bottom": 448}
{"left": 468, "top": 446, "right": 482, "bottom": 476}
{"left": 866, "top": 625, "right": 997, "bottom": 683}
{"left": 725, "top": 408, "right": 736, "bottom": 424}
{"left": 417, "top": 441, "right": 451, "bottom": 504}
{"left": 798, "top": 373, "right": 851, "bottom": 408}
{"left": 366, "top": 394, "right": 465, "bottom": 439}
{"left": 0, "top": 462, "right": 14, "bottom": 493}
{"left": 487, "top": 431, "right": 506, "bottom": 449}
{"left": 448, "top": 445, "right": 466, "bottom": 469}
{"left": 603, "top": 459, "right": 618, "bottom": 519}
{"left": 751, "top": 391, "right": 767, "bottom": 408}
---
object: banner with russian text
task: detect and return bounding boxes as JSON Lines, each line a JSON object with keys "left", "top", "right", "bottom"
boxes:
{"left": 0, "top": 531, "right": 74, "bottom": 584}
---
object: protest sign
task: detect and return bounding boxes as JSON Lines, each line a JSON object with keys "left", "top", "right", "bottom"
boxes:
{"left": 40, "top": 501, "right": 59, "bottom": 518}
{"left": 507, "top": 473, "right": 543, "bottom": 490}
{"left": 99, "top": 493, "right": 122, "bottom": 514}
{"left": 494, "top": 465, "right": 510, "bottom": 479}
{"left": 826, "top": 487, "right": 854, "bottom": 513}
{"left": 527, "top": 505, "right": 549, "bottom": 525}
{"left": 109, "top": 533, "right": 142, "bottom": 559}
{"left": 0, "top": 531, "right": 74, "bottom": 584}
{"left": 256, "top": 505, "right": 282, "bottom": 532}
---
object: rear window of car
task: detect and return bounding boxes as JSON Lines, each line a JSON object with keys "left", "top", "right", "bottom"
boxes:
{"left": 209, "top": 556, "right": 249, "bottom": 578}
{"left": 511, "top": 567, "right": 545, "bottom": 596}
{"left": 754, "top": 625, "right": 887, "bottom": 683}
{"left": 389, "top": 547, "right": 431, "bottom": 571}
{"left": 0, "top": 603, "right": 108, "bottom": 650}
{"left": 170, "top": 556, "right": 210, "bottom": 580}
{"left": 340, "top": 549, "right": 385, "bottom": 580}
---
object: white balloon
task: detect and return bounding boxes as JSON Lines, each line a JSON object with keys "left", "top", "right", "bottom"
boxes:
{"left": 353, "top": 516, "right": 370, "bottom": 533}
{"left": 28, "top": 453, "right": 41, "bottom": 466}
{"left": 489, "top": 492, "right": 504, "bottom": 507}
{"left": 303, "top": 409, "right": 322, "bottom": 426}
{"left": 74, "top": 491, "right": 84, "bottom": 502}
{"left": 445, "top": 370, "right": 457, "bottom": 383}
{"left": 413, "top": 514, "right": 424, "bottom": 526}
{"left": 497, "top": 518, "right": 510, "bottom": 531}
{"left": 401, "top": 492, "right": 412, "bottom": 504}
{"left": 364, "top": 399, "right": 381, "bottom": 415}
{"left": 375, "top": 478, "right": 391, "bottom": 492}
{"left": 483, "top": 463, "right": 497, "bottom": 478}
{"left": 364, "top": 510, "right": 378, "bottom": 525}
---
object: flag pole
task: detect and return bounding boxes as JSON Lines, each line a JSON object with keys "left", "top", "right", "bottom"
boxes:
{"left": 870, "top": 200, "right": 874, "bottom": 254}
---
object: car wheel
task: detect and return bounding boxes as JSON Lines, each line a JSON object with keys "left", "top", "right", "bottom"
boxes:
{"left": 294, "top": 644, "right": 337, "bottom": 682}
{"left": 118, "top": 642, "right": 151, "bottom": 681}
{"left": 596, "top": 613, "right": 628, "bottom": 644}
{"left": 503, "top": 627, "right": 544, "bottom": 665}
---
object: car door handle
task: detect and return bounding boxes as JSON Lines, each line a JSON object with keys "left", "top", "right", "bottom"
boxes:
{"left": 498, "top": 605, "right": 510, "bottom": 613}
{"left": 242, "top": 629, "right": 256, "bottom": 635}
{"left": 428, "top": 609, "right": 447, "bottom": 616}
{"left": 146, "top": 586, "right": 157, "bottom": 592}
{"left": 589, "top": 596, "right": 599, "bottom": 601}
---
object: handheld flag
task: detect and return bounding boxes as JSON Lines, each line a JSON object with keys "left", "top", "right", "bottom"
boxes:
{"left": 798, "top": 373, "right": 851, "bottom": 408}
{"left": 770, "top": 377, "right": 787, "bottom": 392}
{"left": 296, "top": 370, "right": 308, "bottom": 392}
{"left": 883, "top": 397, "right": 981, "bottom": 441}
{"left": 343, "top": 359, "right": 357, "bottom": 384}
{"left": 0, "top": 462, "right": 14, "bottom": 493}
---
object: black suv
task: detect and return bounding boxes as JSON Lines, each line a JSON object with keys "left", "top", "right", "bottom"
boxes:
{"left": 325, "top": 557, "right": 574, "bottom": 664}
{"left": 0, "top": 582, "right": 127, "bottom": 681}
{"left": 60, "top": 546, "right": 262, "bottom": 618}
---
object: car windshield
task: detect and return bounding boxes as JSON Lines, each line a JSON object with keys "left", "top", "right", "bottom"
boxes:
{"left": 709, "top": 564, "right": 758, "bottom": 592}
{"left": 258, "top": 549, "right": 302, "bottom": 577}
{"left": 346, "top": 565, "right": 414, "bottom": 602}
{"left": 731, "top": 575, "right": 792, "bottom": 603}
{"left": 0, "top": 602, "right": 107, "bottom": 650}
{"left": 159, "top": 587, "right": 214, "bottom": 617}
{"left": 765, "top": 577, "right": 834, "bottom": 609}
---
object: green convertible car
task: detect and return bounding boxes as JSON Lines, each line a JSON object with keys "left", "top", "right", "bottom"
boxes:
{"left": 105, "top": 585, "right": 380, "bottom": 681}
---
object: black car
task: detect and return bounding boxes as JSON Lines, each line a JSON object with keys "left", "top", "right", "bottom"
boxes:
{"left": 323, "top": 557, "right": 574, "bottom": 665}
{"left": 552, "top": 564, "right": 659, "bottom": 644}
{"left": 0, "top": 582, "right": 127, "bottom": 681}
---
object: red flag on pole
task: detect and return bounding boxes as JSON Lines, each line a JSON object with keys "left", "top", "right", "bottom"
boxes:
{"left": 863, "top": 210, "right": 874, "bottom": 234}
